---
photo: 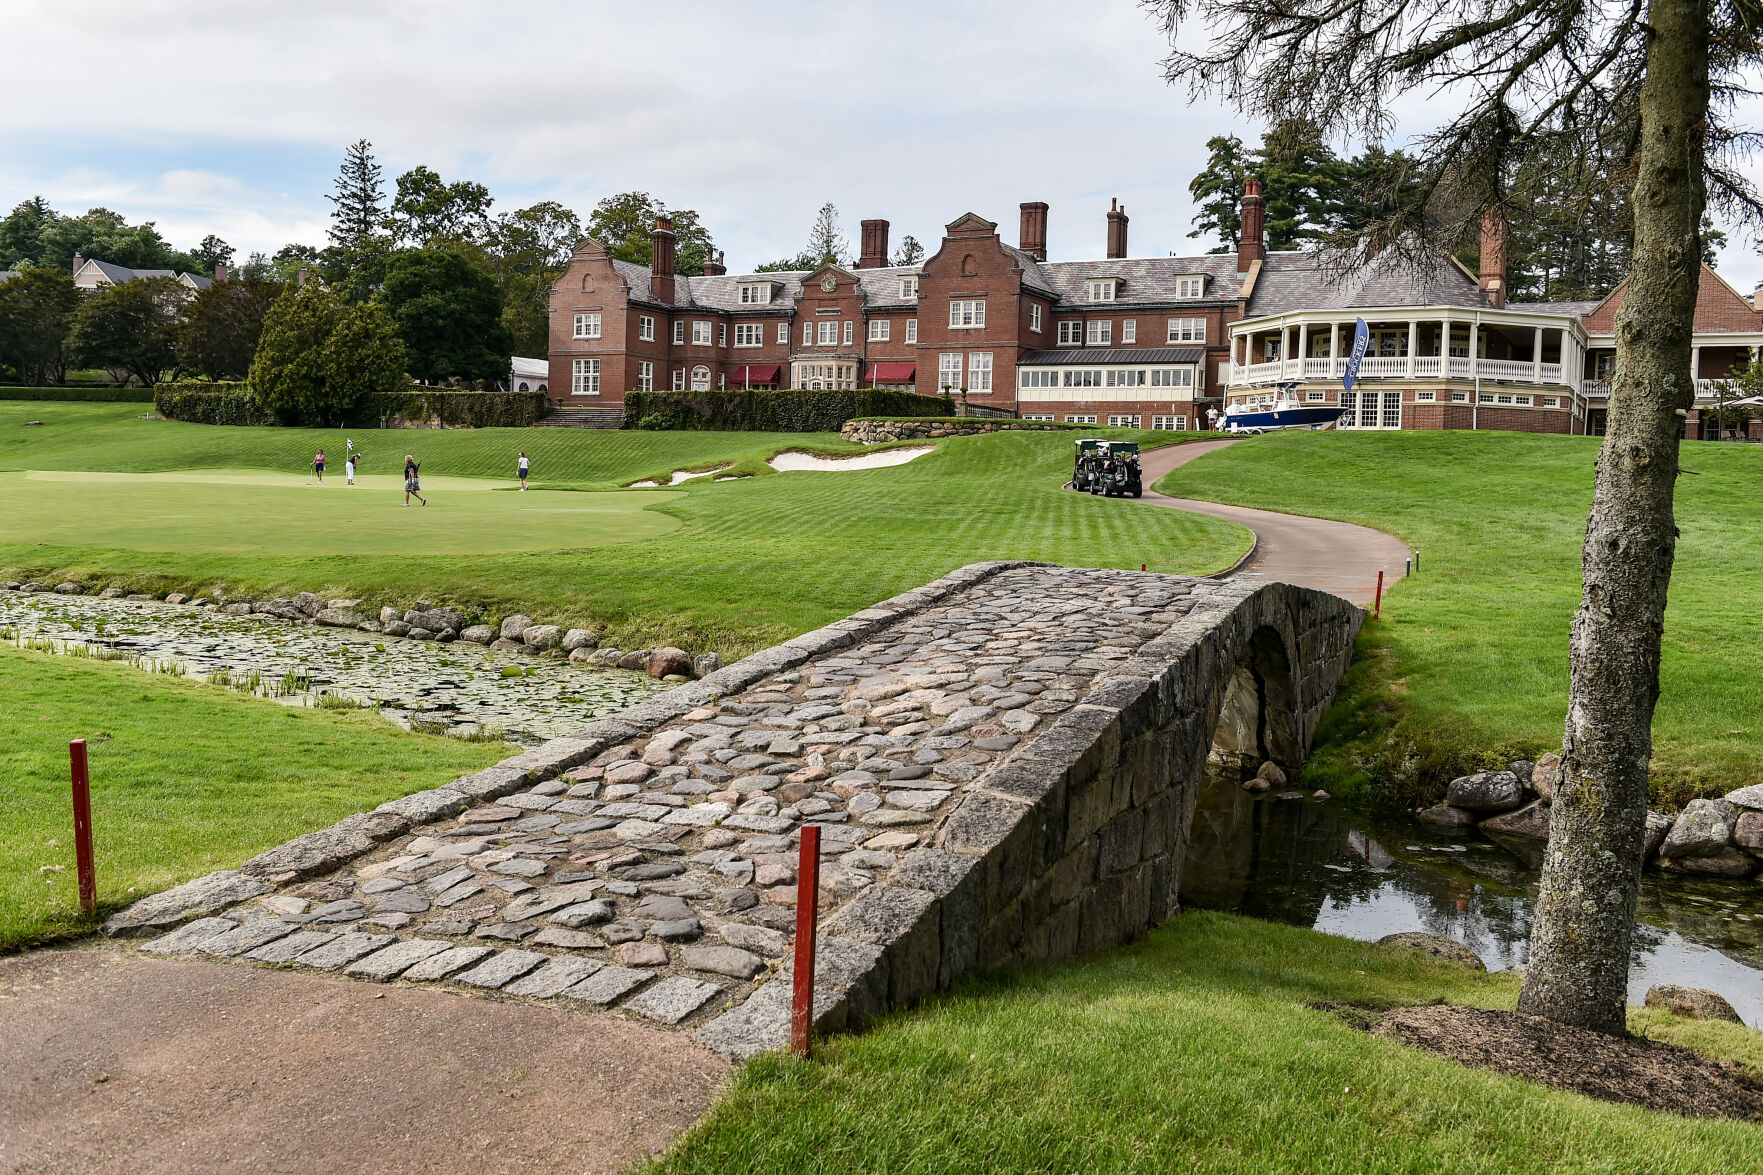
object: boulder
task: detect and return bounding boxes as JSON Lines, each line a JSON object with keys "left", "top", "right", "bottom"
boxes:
{"left": 459, "top": 624, "right": 495, "bottom": 645}
{"left": 382, "top": 620, "right": 411, "bottom": 637}
{"left": 1657, "top": 798, "right": 1737, "bottom": 859}
{"left": 488, "top": 638, "right": 525, "bottom": 652}
{"left": 693, "top": 652, "right": 724, "bottom": 678}
{"left": 1657, "top": 846, "right": 1759, "bottom": 878}
{"left": 1480, "top": 800, "right": 1551, "bottom": 840}
{"left": 1724, "top": 784, "right": 1763, "bottom": 812}
{"left": 1445, "top": 770, "right": 1524, "bottom": 812}
{"left": 54, "top": 581, "right": 84, "bottom": 594}
{"left": 379, "top": 606, "right": 402, "bottom": 625}
{"left": 407, "top": 607, "right": 463, "bottom": 633}
{"left": 648, "top": 646, "right": 693, "bottom": 678}
{"left": 221, "top": 601, "right": 254, "bottom": 615}
{"left": 1644, "top": 984, "right": 1744, "bottom": 1023}
{"left": 407, "top": 628, "right": 436, "bottom": 641}
{"left": 561, "top": 628, "right": 597, "bottom": 652}
{"left": 327, "top": 598, "right": 362, "bottom": 611}
{"left": 316, "top": 606, "right": 363, "bottom": 628}
{"left": 1643, "top": 811, "right": 1673, "bottom": 860}
{"left": 435, "top": 628, "right": 457, "bottom": 643}
{"left": 568, "top": 647, "right": 598, "bottom": 663}
{"left": 19, "top": 583, "right": 44, "bottom": 593}
{"left": 590, "top": 647, "right": 625, "bottom": 666}
{"left": 618, "top": 649, "right": 650, "bottom": 671}
{"left": 99, "top": 587, "right": 126, "bottom": 599}
{"left": 1255, "top": 761, "right": 1287, "bottom": 787}
{"left": 522, "top": 624, "right": 563, "bottom": 650}
{"left": 500, "top": 614, "right": 532, "bottom": 641}
{"left": 165, "top": 593, "right": 189, "bottom": 605}
{"left": 1377, "top": 932, "right": 1486, "bottom": 971}
{"left": 1507, "top": 759, "right": 1535, "bottom": 785}
{"left": 294, "top": 591, "right": 322, "bottom": 616}
{"left": 358, "top": 620, "right": 382, "bottom": 633}
{"left": 1734, "top": 811, "right": 1763, "bottom": 854}
{"left": 1416, "top": 804, "right": 1476, "bottom": 830}
{"left": 1530, "top": 753, "right": 1561, "bottom": 802}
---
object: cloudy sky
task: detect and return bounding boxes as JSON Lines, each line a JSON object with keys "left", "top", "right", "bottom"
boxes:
{"left": 5, "top": 0, "right": 1760, "bottom": 290}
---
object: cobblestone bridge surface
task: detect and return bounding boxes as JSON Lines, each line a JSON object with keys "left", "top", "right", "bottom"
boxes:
{"left": 108, "top": 562, "right": 1360, "bottom": 1057}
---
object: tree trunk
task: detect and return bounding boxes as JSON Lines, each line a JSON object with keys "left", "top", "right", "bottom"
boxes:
{"left": 1518, "top": 0, "right": 1709, "bottom": 1035}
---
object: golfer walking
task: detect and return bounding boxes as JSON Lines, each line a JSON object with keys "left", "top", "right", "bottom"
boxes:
{"left": 345, "top": 448, "right": 358, "bottom": 486}
{"left": 403, "top": 454, "right": 426, "bottom": 506}
{"left": 517, "top": 450, "right": 530, "bottom": 492}
{"left": 313, "top": 448, "right": 326, "bottom": 484}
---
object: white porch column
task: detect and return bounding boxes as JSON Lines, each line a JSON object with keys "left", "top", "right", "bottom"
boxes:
{"left": 1469, "top": 320, "right": 1480, "bottom": 379}
{"left": 1533, "top": 326, "right": 1544, "bottom": 383}
{"left": 1407, "top": 320, "right": 1419, "bottom": 376}
{"left": 1329, "top": 322, "right": 1340, "bottom": 377}
{"left": 1692, "top": 343, "right": 1702, "bottom": 385}
{"left": 1299, "top": 322, "right": 1310, "bottom": 362}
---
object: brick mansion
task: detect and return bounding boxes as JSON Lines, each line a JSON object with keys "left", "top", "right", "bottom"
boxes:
{"left": 547, "top": 183, "right": 1763, "bottom": 437}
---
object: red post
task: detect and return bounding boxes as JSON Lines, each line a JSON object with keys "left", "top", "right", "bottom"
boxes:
{"left": 70, "top": 739, "right": 96, "bottom": 914}
{"left": 1373, "top": 570, "right": 1385, "bottom": 620}
{"left": 1141, "top": 563, "right": 1147, "bottom": 571}
{"left": 791, "top": 823, "right": 822, "bottom": 1058}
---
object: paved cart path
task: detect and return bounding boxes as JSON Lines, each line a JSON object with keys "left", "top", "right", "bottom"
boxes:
{"left": 0, "top": 949, "right": 728, "bottom": 1175}
{"left": 1137, "top": 439, "right": 1411, "bottom": 607}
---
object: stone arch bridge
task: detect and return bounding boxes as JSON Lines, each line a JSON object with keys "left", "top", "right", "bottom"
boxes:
{"left": 108, "top": 562, "right": 1361, "bottom": 1058}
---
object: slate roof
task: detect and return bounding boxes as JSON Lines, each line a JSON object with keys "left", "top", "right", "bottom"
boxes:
{"left": 1019, "top": 347, "right": 1206, "bottom": 365}
{"left": 1508, "top": 300, "right": 1600, "bottom": 318}
{"left": 1038, "top": 255, "right": 1246, "bottom": 307}
{"left": 80, "top": 258, "right": 184, "bottom": 286}
{"left": 1243, "top": 249, "right": 1489, "bottom": 317}
{"left": 613, "top": 261, "right": 927, "bottom": 312}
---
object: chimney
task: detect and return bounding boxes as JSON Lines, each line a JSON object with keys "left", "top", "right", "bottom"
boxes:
{"left": 1106, "top": 198, "right": 1129, "bottom": 259}
{"left": 859, "top": 219, "right": 890, "bottom": 269}
{"left": 297, "top": 266, "right": 309, "bottom": 288}
{"left": 1753, "top": 282, "right": 1763, "bottom": 313}
{"left": 71, "top": 252, "right": 84, "bottom": 274}
{"left": 650, "top": 216, "right": 677, "bottom": 303}
{"left": 213, "top": 262, "right": 228, "bottom": 283}
{"left": 703, "top": 249, "right": 727, "bottom": 277}
{"left": 1480, "top": 208, "right": 1508, "bottom": 308}
{"left": 1019, "top": 202, "right": 1048, "bottom": 261}
{"left": 1237, "top": 179, "right": 1265, "bottom": 271}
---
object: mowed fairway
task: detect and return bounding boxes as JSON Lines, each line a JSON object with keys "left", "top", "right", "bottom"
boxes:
{"left": 0, "top": 470, "right": 678, "bottom": 555}
{"left": 1156, "top": 430, "right": 1763, "bottom": 799}
{"left": 0, "top": 402, "right": 1250, "bottom": 655}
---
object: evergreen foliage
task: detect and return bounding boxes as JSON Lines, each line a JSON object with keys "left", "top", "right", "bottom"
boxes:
{"left": 891, "top": 235, "right": 925, "bottom": 266}
{"left": 249, "top": 284, "right": 407, "bottom": 425}
{"left": 624, "top": 388, "right": 951, "bottom": 432}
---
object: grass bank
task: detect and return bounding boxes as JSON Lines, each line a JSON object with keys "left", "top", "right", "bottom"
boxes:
{"left": 0, "top": 643, "right": 507, "bottom": 953}
{"left": 1155, "top": 430, "right": 1763, "bottom": 804}
{"left": 649, "top": 912, "right": 1763, "bottom": 1174}
{"left": 0, "top": 402, "right": 1249, "bottom": 656}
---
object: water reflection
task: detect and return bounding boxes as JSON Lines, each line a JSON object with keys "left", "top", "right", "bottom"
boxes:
{"left": 1181, "top": 771, "right": 1763, "bottom": 1025}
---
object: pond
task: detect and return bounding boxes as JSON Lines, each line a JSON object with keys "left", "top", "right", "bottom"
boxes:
{"left": 0, "top": 592, "right": 669, "bottom": 746}
{"left": 1182, "top": 771, "right": 1763, "bottom": 1026}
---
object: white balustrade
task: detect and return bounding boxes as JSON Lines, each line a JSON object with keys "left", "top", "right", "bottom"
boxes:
{"left": 1412, "top": 356, "right": 1442, "bottom": 377}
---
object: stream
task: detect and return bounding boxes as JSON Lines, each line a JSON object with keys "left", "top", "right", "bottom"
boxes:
{"left": 1182, "top": 771, "right": 1763, "bottom": 1025}
{"left": 0, "top": 592, "right": 668, "bottom": 746}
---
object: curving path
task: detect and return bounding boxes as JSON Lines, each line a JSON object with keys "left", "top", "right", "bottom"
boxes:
{"left": 1135, "top": 439, "right": 1411, "bottom": 608}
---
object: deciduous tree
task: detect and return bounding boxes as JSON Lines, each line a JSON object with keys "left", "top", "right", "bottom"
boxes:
{"left": 388, "top": 166, "right": 494, "bottom": 248}
{"left": 586, "top": 191, "right": 715, "bottom": 275}
{"left": 483, "top": 201, "right": 583, "bottom": 356}
{"left": 67, "top": 276, "right": 179, "bottom": 387}
{"left": 0, "top": 268, "right": 80, "bottom": 385}
{"left": 174, "top": 276, "right": 284, "bottom": 379}
{"left": 377, "top": 248, "right": 513, "bottom": 384}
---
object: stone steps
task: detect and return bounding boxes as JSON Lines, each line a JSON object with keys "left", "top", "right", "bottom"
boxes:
{"left": 536, "top": 407, "right": 624, "bottom": 429}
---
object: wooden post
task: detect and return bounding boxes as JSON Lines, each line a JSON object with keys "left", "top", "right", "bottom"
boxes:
{"left": 1374, "top": 570, "right": 1385, "bottom": 620}
{"left": 791, "top": 824, "right": 822, "bottom": 1057}
{"left": 70, "top": 739, "right": 96, "bottom": 913}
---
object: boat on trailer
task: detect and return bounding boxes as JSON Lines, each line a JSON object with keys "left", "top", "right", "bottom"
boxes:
{"left": 1220, "top": 385, "right": 1344, "bottom": 434}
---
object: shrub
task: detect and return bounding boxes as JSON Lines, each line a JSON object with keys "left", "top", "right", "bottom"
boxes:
{"left": 153, "top": 381, "right": 547, "bottom": 429}
{"left": 0, "top": 385, "right": 153, "bottom": 402}
{"left": 391, "top": 388, "right": 548, "bottom": 428}
{"left": 249, "top": 284, "right": 407, "bottom": 426}
{"left": 623, "top": 388, "right": 952, "bottom": 432}
{"left": 154, "top": 381, "right": 274, "bottom": 425}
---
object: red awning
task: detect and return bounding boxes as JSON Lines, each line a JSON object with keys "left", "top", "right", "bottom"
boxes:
{"left": 731, "top": 364, "right": 780, "bottom": 384}
{"left": 868, "top": 362, "right": 916, "bottom": 382}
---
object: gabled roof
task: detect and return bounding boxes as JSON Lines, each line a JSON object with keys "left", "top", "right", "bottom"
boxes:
{"left": 78, "top": 258, "right": 181, "bottom": 285}
{"left": 610, "top": 259, "right": 927, "bottom": 312}
{"left": 1578, "top": 263, "right": 1763, "bottom": 335}
{"left": 1038, "top": 255, "right": 1246, "bottom": 307}
{"left": 1244, "top": 249, "right": 1489, "bottom": 317}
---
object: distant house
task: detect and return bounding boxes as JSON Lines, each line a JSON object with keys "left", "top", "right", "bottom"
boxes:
{"left": 71, "top": 254, "right": 216, "bottom": 294}
{"left": 509, "top": 355, "right": 549, "bottom": 393}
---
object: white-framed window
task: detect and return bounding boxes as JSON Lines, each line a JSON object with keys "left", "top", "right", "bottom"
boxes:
{"left": 843, "top": 320, "right": 853, "bottom": 346}
{"left": 1086, "top": 320, "right": 1112, "bottom": 346}
{"left": 938, "top": 353, "right": 963, "bottom": 391}
{"left": 1451, "top": 390, "right": 1469, "bottom": 402}
{"left": 1415, "top": 390, "right": 1436, "bottom": 402}
{"left": 1021, "top": 413, "right": 1056, "bottom": 421}
{"left": 1106, "top": 369, "right": 1146, "bottom": 387}
{"left": 1264, "top": 336, "right": 1282, "bottom": 360}
{"left": 739, "top": 283, "right": 771, "bottom": 304}
{"left": 1030, "top": 304, "right": 1042, "bottom": 332}
{"left": 1122, "top": 319, "right": 1136, "bottom": 344}
{"left": 1151, "top": 415, "right": 1187, "bottom": 431}
{"left": 573, "top": 313, "right": 601, "bottom": 339}
{"left": 1177, "top": 277, "right": 1204, "bottom": 299}
{"left": 949, "top": 299, "right": 985, "bottom": 329}
{"left": 1018, "top": 370, "right": 1060, "bottom": 388}
{"left": 1149, "top": 368, "right": 1194, "bottom": 388}
{"left": 968, "top": 353, "right": 993, "bottom": 393}
{"left": 778, "top": 322, "right": 790, "bottom": 345}
{"left": 1088, "top": 280, "right": 1116, "bottom": 302}
{"left": 1382, "top": 391, "right": 1401, "bottom": 428}
{"left": 817, "top": 321, "right": 839, "bottom": 346}
{"left": 1167, "top": 318, "right": 1205, "bottom": 343}
{"left": 1306, "top": 390, "right": 1325, "bottom": 402}
{"left": 673, "top": 321, "right": 685, "bottom": 345}
{"left": 1543, "top": 396, "right": 1561, "bottom": 408}
{"left": 690, "top": 365, "right": 711, "bottom": 391}
{"left": 1065, "top": 414, "right": 1098, "bottom": 424}
{"left": 1062, "top": 369, "right": 1103, "bottom": 387}
{"left": 1057, "top": 321, "right": 1082, "bottom": 346}
{"left": 671, "top": 367, "right": 685, "bottom": 390}
{"left": 803, "top": 322, "right": 814, "bottom": 346}
{"left": 1513, "top": 394, "right": 1533, "bottom": 406}
{"left": 571, "top": 358, "right": 600, "bottom": 395}
{"left": 691, "top": 321, "right": 712, "bottom": 346}
{"left": 868, "top": 319, "right": 890, "bottom": 342}
{"left": 900, "top": 276, "right": 918, "bottom": 298}
{"left": 636, "top": 360, "right": 653, "bottom": 392}
{"left": 734, "top": 323, "right": 764, "bottom": 347}
{"left": 905, "top": 319, "right": 917, "bottom": 343}
{"left": 718, "top": 322, "right": 728, "bottom": 347}
{"left": 1107, "top": 414, "right": 1141, "bottom": 428}
{"left": 638, "top": 315, "right": 655, "bottom": 341}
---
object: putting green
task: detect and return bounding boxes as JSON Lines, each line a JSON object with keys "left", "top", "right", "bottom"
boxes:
{"left": 0, "top": 470, "right": 681, "bottom": 555}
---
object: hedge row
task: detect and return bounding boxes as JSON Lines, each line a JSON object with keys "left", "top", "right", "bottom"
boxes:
{"left": 153, "top": 382, "right": 548, "bottom": 429}
{"left": 622, "top": 388, "right": 953, "bottom": 432}
{"left": 0, "top": 385, "right": 155, "bottom": 403}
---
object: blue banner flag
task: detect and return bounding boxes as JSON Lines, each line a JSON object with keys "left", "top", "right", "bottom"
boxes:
{"left": 1342, "top": 317, "right": 1370, "bottom": 393}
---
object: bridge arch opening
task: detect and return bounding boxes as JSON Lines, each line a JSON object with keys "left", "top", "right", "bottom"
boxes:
{"left": 1208, "top": 625, "right": 1302, "bottom": 777}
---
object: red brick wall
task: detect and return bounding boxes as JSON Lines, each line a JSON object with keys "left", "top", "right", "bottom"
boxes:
{"left": 548, "top": 242, "right": 634, "bottom": 406}
{"left": 1581, "top": 265, "right": 1763, "bottom": 335}
{"left": 917, "top": 215, "right": 1030, "bottom": 407}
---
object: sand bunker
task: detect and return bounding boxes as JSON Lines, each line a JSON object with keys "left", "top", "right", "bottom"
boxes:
{"left": 767, "top": 447, "right": 933, "bottom": 473}
{"left": 632, "top": 465, "right": 733, "bottom": 488}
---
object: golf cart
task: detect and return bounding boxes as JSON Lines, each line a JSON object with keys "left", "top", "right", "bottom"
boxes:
{"left": 1071, "top": 438, "right": 1105, "bottom": 492}
{"left": 1091, "top": 440, "right": 1143, "bottom": 498}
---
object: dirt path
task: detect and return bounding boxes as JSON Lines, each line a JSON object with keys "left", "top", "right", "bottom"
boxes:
{"left": 0, "top": 948, "right": 728, "bottom": 1175}
{"left": 1137, "top": 439, "right": 1411, "bottom": 607}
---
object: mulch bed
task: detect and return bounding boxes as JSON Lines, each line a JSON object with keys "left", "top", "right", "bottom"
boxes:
{"left": 1366, "top": 1003, "right": 1763, "bottom": 1120}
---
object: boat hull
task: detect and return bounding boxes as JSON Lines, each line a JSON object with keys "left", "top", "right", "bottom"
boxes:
{"left": 1222, "top": 405, "right": 1344, "bottom": 432}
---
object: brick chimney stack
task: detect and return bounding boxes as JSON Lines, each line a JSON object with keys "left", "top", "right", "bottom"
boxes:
{"left": 1019, "top": 202, "right": 1048, "bottom": 261}
{"left": 71, "top": 252, "right": 83, "bottom": 275}
{"left": 650, "top": 216, "right": 677, "bottom": 303}
{"left": 703, "top": 249, "right": 727, "bottom": 277}
{"left": 859, "top": 220, "right": 890, "bottom": 269}
{"left": 1237, "top": 179, "right": 1265, "bottom": 272}
{"left": 297, "top": 266, "right": 309, "bottom": 288}
{"left": 213, "top": 262, "right": 228, "bottom": 282}
{"left": 1479, "top": 208, "right": 1508, "bottom": 308}
{"left": 1106, "top": 198, "right": 1129, "bottom": 259}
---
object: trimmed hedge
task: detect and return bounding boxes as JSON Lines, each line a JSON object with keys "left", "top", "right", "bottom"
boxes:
{"left": 153, "top": 381, "right": 548, "bottom": 429}
{"left": 623, "top": 388, "right": 953, "bottom": 432}
{"left": 0, "top": 385, "right": 154, "bottom": 403}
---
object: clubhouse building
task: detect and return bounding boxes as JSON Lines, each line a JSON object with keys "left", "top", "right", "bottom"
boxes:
{"left": 549, "top": 184, "right": 1763, "bottom": 438}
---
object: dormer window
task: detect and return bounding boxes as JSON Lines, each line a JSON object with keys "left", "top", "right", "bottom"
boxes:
{"left": 738, "top": 283, "right": 772, "bottom": 305}
{"left": 900, "top": 276, "right": 918, "bottom": 298}
{"left": 1177, "top": 276, "right": 1205, "bottom": 299}
{"left": 1088, "top": 280, "right": 1118, "bottom": 302}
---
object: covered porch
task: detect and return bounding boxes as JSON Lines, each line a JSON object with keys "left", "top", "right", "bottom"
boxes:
{"left": 1230, "top": 313, "right": 1583, "bottom": 389}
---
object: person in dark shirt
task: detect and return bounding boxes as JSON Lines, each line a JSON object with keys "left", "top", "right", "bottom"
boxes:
{"left": 403, "top": 454, "right": 426, "bottom": 506}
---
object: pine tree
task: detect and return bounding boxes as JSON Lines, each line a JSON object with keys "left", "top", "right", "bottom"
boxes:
{"left": 326, "top": 139, "right": 386, "bottom": 251}
{"left": 806, "top": 202, "right": 849, "bottom": 268}
{"left": 892, "top": 235, "right": 925, "bottom": 266}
